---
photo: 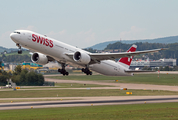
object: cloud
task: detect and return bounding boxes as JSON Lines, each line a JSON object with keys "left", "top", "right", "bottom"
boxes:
{"left": 149, "top": 33, "right": 164, "bottom": 39}
{"left": 119, "top": 26, "right": 146, "bottom": 40}
{"left": 75, "top": 29, "right": 96, "bottom": 43}
{"left": 47, "top": 29, "right": 96, "bottom": 48}
{"left": 48, "top": 30, "right": 67, "bottom": 36}
{"left": 0, "top": 31, "right": 15, "bottom": 48}
{"left": 19, "top": 25, "right": 37, "bottom": 31}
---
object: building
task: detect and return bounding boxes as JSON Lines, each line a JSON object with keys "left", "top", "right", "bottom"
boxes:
{"left": 0, "top": 63, "right": 4, "bottom": 70}
{"left": 130, "top": 58, "right": 177, "bottom": 69}
{"left": 22, "top": 63, "right": 43, "bottom": 70}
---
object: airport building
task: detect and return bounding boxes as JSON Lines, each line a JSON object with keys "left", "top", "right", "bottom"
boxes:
{"left": 0, "top": 63, "right": 4, "bottom": 70}
{"left": 130, "top": 58, "right": 177, "bottom": 69}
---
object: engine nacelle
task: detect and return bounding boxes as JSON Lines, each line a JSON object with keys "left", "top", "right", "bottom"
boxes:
{"left": 31, "top": 52, "right": 48, "bottom": 65}
{"left": 73, "top": 51, "right": 91, "bottom": 64}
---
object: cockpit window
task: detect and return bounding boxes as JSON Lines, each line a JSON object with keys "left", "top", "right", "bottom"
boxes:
{"left": 14, "top": 31, "right": 21, "bottom": 34}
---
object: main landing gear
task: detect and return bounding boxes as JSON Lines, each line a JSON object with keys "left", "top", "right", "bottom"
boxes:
{"left": 58, "top": 63, "right": 69, "bottom": 76}
{"left": 16, "top": 44, "right": 22, "bottom": 54}
{"left": 81, "top": 67, "right": 92, "bottom": 75}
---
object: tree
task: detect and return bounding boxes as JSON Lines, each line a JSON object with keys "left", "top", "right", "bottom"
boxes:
{"left": 2, "top": 54, "right": 6, "bottom": 59}
{"left": 2, "top": 71, "right": 11, "bottom": 79}
{"left": 37, "top": 74, "right": 44, "bottom": 86}
{"left": 0, "top": 75, "right": 8, "bottom": 86}
{"left": 153, "top": 67, "right": 159, "bottom": 71}
{"left": 142, "top": 66, "right": 152, "bottom": 70}
{"left": 25, "top": 71, "right": 38, "bottom": 86}
{"left": 13, "top": 65, "right": 22, "bottom": 75}
{"left": 12, "top": 66, "right": 44, "bottom": 86}
{"left": 164, "top": 66, "right": 170, "bottom": 71}
{"left": 159, "top": 66, "right": 164, "bottom": 71}
{"left": 19, "top": 69, "right": 28, "bottom": 85}
{"left": 0, "top": 61, "right": 2, "bottom": 74}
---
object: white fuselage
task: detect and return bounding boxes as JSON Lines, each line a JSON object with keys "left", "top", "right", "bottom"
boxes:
{"left": 10, "top": 30, "right": 132, "bottom": 76}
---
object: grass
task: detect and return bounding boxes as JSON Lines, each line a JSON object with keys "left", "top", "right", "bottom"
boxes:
{"left": 1, "top": 102, "right": 178, "bottom": 120}
{"left": 0, "top": 89, "right": 178, "bottom": 98}
{"left": 47, "top": 74, "right": 178, "bottom": 86}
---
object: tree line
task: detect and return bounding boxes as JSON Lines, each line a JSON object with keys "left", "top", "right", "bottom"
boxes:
{"left": 0, "top": 54, "right": 31, "bottom": 63}
{"left": 105, "top": 42, "right": 178, "bottom": 60}
{"left": 0, "top": 65, "right": 44, "bottom": 86}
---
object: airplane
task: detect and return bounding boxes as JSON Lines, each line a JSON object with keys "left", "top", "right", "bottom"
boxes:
{"left": 10, "top": 30, "right": 166, "bottom": 76}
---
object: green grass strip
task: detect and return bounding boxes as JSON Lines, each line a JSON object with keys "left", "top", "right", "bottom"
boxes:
{"left": 0, "top": 102, "right": 178, "bottom": 120}
{"left": 0, "top": 89, "right": 178, "bottom": 98}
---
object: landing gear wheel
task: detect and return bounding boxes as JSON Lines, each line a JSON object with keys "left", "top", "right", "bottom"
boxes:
{"left": 58, "top": 67, "right": 69, "bottom": 76}
{"left": 89, "top": 71, "right": 92, "bottom": 75}
{"left": 18, "top": 49, "right": 22, "bottom": 54}
{"left": 81, "top": 68, "right": 92, "bottom": 75}
{"left": 17, "top": 44, "right": 22, "bottom": 54}
{"left": 62, "top": 71, "right": 69, "bottom": 76}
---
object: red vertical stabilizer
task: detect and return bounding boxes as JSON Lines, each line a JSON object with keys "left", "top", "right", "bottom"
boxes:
{"left": 118, "top": 44, "right": 137, "bottom": 69}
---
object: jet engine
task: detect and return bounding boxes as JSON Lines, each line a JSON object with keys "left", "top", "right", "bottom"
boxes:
{"left": 31, "top": 52, "right": 48, "bottom": 65}
{"left": 73, "top": 51, "right": 91, "bottom": 64}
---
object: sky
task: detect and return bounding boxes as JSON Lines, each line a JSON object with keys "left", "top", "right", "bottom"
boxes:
{"left": 0, "top": 0, "right": 178, "bottom": 48}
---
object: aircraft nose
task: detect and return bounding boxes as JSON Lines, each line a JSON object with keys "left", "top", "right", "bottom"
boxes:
{"left": 10, "top": 33, "right": 14, "bottom": 39}
{"left": 10, "top": 33, "right": 19, "bottom": 42}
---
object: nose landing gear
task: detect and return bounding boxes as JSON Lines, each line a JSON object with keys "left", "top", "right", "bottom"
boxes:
{"left": 16, "top": 44, "right": 22, "bottom": 54}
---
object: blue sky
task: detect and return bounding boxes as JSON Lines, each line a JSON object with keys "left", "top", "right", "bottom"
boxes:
{"left": 0, "top": 0, "right": 178, "bottom": 48}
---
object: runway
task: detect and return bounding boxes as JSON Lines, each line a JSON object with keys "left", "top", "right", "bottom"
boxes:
{"left": 45, "top": 78, "right": 178, "bottom": 92}
{"left": 1, "top": 73, "right": 178, "bottom": 110}
{"left": 1, "top": 96, "right": 178, "bottom": 110}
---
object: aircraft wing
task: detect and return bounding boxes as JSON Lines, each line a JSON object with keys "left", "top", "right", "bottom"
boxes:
{"left": 89, "top": 48, "right": 167, "bottom": 61}
{"left": 65, "top": 48, "right": 167, "bottom": 64}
